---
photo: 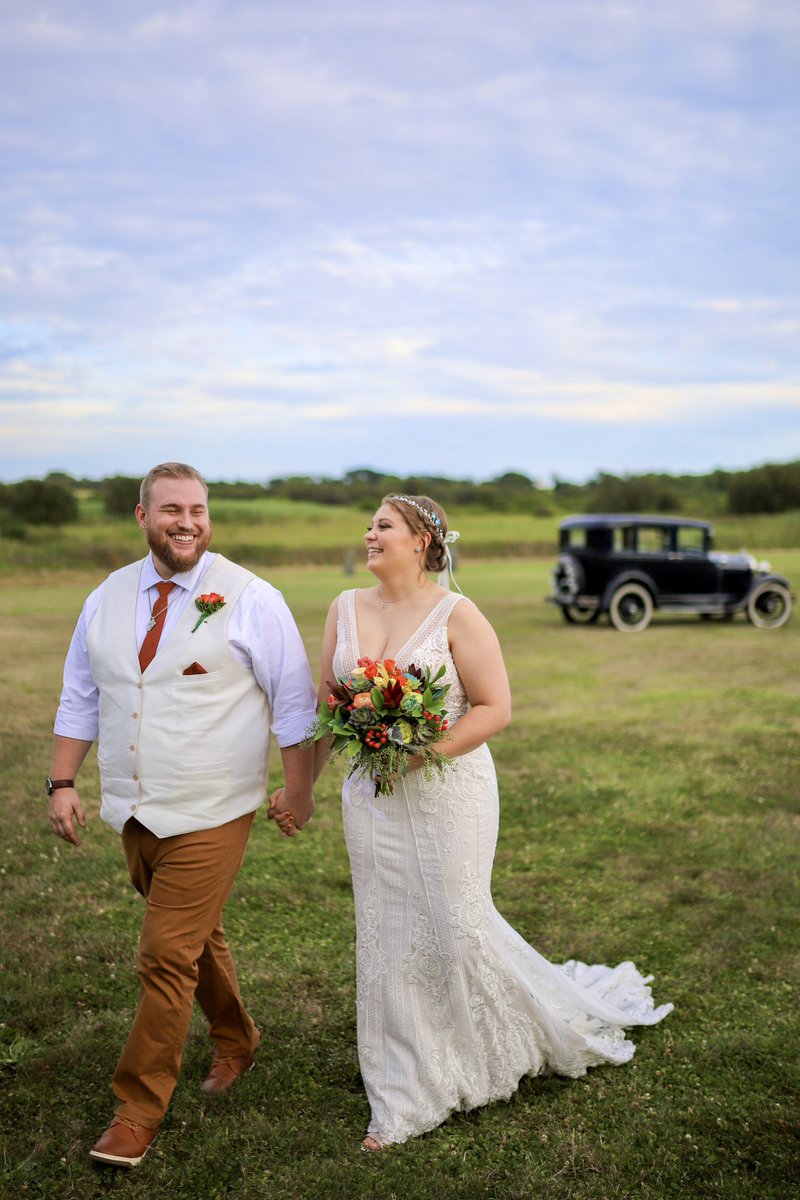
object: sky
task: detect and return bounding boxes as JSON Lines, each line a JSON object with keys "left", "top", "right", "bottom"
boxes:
{"left": 1, "top": 0, "right": 798, "bottom": 485}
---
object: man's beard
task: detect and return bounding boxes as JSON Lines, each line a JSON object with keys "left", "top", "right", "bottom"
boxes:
{"left": 145, "top": 526, "right": 211, "bottom": 574}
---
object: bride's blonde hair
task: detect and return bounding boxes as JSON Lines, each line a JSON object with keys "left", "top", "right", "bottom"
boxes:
{"left": 383, "top": 494, "right": 448, "bottom": 574}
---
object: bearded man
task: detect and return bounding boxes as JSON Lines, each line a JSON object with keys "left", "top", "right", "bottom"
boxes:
{"left": 48, "top": 462, "right": 317, "bottom": 1168}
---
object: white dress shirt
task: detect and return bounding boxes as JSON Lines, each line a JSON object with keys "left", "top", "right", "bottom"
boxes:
{"left": 55, "top": 552, "right": 317, "bottom": 747}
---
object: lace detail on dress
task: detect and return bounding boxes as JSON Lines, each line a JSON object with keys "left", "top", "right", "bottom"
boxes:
{"left": 334, "top": 587, "right": 672, "bottom": 1147}
{"left": 354, "top": 877, "right": 387, "bottom": 1005}
{"left": 451, "top": 863, "right": 491, "bottom": 947}
{"left": 333, "top": 589, "right": 360, "bottom": 679}
{"left": 402, "top": 899, "right": 455, "bottom": 1032}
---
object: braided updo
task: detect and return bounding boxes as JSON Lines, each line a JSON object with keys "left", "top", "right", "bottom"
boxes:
{"left": 383, "top": 494, "right": 449, "bottom": 574}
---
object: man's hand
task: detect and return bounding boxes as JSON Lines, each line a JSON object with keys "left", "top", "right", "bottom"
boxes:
{"left": 48, "top": 788, "right": 86, "bottom": 847}
{"left": 267, "top": 787, "right": 296, "bottom": 836}
{"left": 267, "top": 786, "right": 314, "bottom": 837}
{"left": 270, "top": 743, "right": 316, "bottom": 837}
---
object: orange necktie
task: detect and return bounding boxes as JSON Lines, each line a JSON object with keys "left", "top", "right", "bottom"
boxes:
{"left": 138, "top": 581, "right": 176, "bottom": 673}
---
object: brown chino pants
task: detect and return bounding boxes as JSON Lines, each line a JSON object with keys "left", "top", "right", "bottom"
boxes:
{"left": 112, "top": 812, "right": 260, "bottom": 1128}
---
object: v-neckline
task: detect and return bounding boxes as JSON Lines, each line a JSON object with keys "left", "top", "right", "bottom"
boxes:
{"left": 353, "top": 591, "right": 454, "bottom": 663}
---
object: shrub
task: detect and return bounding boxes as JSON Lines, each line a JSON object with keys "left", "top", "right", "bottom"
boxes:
{"left": 3, "top": 479, "right": 78, "bottom": 526}
{"left": 728, "top": 462, "right": 800, "bottom": 514}
{"left": 102, "top": 475, "right": 141, "bottom": 517}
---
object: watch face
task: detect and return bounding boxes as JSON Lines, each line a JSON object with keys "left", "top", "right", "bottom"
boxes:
{"left": 46, "top": 778, "right": 54, "bottom": 795}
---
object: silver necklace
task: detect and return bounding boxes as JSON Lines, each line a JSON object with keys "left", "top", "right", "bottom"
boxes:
{"left": 378, "top": 586, "right": 423, "bottom": 610}
{"left": 146, "top": 601, "right": 170, "bottom": 632}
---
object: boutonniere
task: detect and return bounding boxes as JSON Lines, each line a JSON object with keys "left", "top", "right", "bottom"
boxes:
{"left": 191, "top": 592, "right": 226, "bottom": 632}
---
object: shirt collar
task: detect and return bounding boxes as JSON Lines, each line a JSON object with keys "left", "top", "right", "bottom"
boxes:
{"left": 139, "top": 551, "right": 216, "bottom": 595}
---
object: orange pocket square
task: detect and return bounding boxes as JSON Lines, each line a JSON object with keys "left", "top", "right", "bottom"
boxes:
{"left": 182, "top": 662, "right": 208, "bottom": 676}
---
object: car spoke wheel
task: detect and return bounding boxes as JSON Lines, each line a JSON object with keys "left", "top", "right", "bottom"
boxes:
{"left": 609, "top": 583, "right": 653, "bottom": 633}
{"left": 745, "top": 582, "right": 792, "bottom": 629}
{"left": 560, "top": 604, "right": 600, "bottom": 625}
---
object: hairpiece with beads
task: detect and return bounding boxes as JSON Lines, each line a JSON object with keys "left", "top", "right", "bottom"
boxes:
{"left": 388, "top": 494, "right": 463, "bottom": 594}
{"left": 388, "top": 495, "right": 443, "bottom": 537}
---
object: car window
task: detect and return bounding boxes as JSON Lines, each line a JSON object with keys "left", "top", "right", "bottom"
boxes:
{"left": 612, "top": 527, "right": 635, "bottom": 552}
{"left": 637, "top": 526, "right": 672, "bottom": 553}
{"left": 563, "top": 527, "right": 613, "bottom": 551}
{"left": 676, "top": 527, "right": 706, "bottom": 554}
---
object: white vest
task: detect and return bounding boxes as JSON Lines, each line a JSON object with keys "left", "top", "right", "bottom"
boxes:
{"left": 87, "top": 555, "right": 271, "bottom": 837}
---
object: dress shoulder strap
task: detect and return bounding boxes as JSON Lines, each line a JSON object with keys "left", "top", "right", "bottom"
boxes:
{"left": 336, "top": 589, "right": 359, "bottom": 665}
{"left": 398, "top": 591, "right": 464, "bottom": 666}
{"left": 426, "top": 591, "right": 464, "bottom": 632}
{"left": 438, "top": 592, "right": 464, "bottom": 620}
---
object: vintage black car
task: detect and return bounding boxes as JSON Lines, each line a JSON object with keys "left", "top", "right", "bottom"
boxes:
{"left": 551, "top": 514, "right": 793, "bottom": 632}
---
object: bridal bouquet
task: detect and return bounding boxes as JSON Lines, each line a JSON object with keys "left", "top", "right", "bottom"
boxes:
{"left": 309, "top": 657, "right": 453, "bottom": 796}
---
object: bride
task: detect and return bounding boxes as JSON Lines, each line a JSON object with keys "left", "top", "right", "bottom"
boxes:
{"left": 313, "top": 494, "right": 672, "bottom": 1151}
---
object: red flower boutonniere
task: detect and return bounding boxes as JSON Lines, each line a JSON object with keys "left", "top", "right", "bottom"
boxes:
{"left": 191, "top": 592, "right": 226, "bottom": 632}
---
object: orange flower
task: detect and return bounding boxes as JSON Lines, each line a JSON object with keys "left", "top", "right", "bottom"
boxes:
{"left": 353, "top": 692, "right": 375, "bottom": 709}
{"left": 192, "top": 591, "right": 226, "bottom": 632}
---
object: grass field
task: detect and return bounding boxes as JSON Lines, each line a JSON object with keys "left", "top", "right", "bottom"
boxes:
{"left": 1, "top": 556, "right": 798, "bottom": 1199}
{"left": 1, "top": 496, "right": 799, "bottom": 569}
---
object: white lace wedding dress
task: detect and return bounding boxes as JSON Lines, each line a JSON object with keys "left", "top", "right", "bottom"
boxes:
{"left": 334, "top": 589, "right": 673, "bottom": 1146}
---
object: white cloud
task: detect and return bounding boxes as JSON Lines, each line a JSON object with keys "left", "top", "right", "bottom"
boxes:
{"left": 4, "top": 11, "right": 83, "bottom": 50}
{"left": 437, "top": 365, "right": 800, "bottom": 422}
{"left": 133, "top": 5, "right": 217, "bottom": 42}
{"left": 0, "top": 0, "right": 797, "bottom": 480}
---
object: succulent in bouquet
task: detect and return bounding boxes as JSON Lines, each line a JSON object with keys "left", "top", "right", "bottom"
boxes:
{"left": 309, "top": 657, "right": 453, "bottom": 795}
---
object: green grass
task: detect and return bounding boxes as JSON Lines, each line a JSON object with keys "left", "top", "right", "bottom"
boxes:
{"left": 1, "top": 498, "right": 798, "bottom": 570}
{"left": 1, "top": 558, "right": 799, "bottom": 1199}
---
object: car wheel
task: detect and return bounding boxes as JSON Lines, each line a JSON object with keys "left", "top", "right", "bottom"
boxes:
{"left": 745, "top": 582, "right": 792, "bottom": 629}
{"left": 560, "top": 604, "right": 601, "bottom": 625}
{"left": 609, "top": 583, "right": 653, "bottom": 633}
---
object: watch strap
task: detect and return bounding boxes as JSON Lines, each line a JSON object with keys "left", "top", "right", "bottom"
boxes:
{"left": 47, "top": 778, "right": 75, "bottom": 793}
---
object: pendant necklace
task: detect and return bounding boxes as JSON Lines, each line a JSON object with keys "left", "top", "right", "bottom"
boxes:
{"left": 146, "top": 601, "right": 170, "bottom": 632}
{"left": 378, "top": 585, "right": 425, "bottom": 610}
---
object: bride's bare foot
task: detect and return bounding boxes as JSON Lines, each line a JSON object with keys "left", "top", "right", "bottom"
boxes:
{"left": 361, "top": 1133, "right": 390, "bottom": 1152}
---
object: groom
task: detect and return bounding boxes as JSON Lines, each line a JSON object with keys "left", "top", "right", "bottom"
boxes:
{"left": 48, "top": 462, "right": 317, "bottom": 1168}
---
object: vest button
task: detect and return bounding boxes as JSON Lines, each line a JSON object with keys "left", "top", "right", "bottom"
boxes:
{"left": 132, "top": 712, "right": 139, "bottom": 719}
{"left": 136, "top": 683, "right": 143, "bottom": 689}
{"left": 129, "top": 744, "right": 136, "bottom": 752}
{"left": 130, "top": 804, "right": 137, "bottom": 811}
{"left": 132, "top": 774, "right": 139, "bottom": 781}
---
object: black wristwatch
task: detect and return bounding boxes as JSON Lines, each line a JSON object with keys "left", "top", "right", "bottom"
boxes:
{"left": 46, "top": 777, "right": 75, "bottom": 796}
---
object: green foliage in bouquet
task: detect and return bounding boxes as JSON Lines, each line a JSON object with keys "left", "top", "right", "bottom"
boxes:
{"left": 308, "top": 656, "right": 454, "bottom": 795}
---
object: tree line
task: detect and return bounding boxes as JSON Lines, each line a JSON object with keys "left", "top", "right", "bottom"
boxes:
{"left": 1, "top": 461, "right": 799, "bottom": 536}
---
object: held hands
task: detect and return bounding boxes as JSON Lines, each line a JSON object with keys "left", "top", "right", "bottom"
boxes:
{"left": 48, "top": 788, "right": 86, "bottom": 847}
{"left": 49, "top": 782, "right": 311, "bottom": 844}
{"left": 267, "top": 787, "right": 315, "bottom": 838}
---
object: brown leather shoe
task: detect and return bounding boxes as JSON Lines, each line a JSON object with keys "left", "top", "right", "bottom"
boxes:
{"left": 200, "top": 1051, "right": 256, "bottom": 1094}
{"left": 89, "top": 1117, "right": 157, "bottom": 1168}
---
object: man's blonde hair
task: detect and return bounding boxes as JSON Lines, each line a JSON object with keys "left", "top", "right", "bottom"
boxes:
{"left": 139, "top": 463, "right": 208, "bottom": 509}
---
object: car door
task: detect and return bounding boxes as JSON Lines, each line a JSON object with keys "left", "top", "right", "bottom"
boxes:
{"left": 630, "top": 524, "right": 677, "bottom": 598}
{"left": 665, "top": 525, "right": 719, "bottom": 602}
